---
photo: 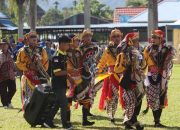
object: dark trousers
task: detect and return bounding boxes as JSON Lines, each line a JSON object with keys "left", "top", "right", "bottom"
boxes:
{"left": 47, "top": 60, "right": 52, "bottom": 77}
{"left": 0, "top": 79, "right": 16, "bottom": 106}
{"left": 53, "top": 88, "right": 68, "bottom": 126}
{"left": 129, "top": 100, "right": 142, "bottom": 124}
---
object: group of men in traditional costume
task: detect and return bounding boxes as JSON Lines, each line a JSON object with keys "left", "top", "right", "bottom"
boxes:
{"left": 3, "top": 27, "right": 174, "bottom": 130}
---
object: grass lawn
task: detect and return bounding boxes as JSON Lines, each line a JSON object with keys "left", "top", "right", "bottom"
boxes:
{"left": 0, "top": 65, "right": 180, "bottom": 130}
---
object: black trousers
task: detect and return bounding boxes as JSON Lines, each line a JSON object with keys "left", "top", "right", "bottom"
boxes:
{"left": 0, "top": 79, "right": 16, "bottom": 106}
{"left": 53, "top": 88, "right": 68, "bottom": 126}
{"left": 47, "top": 60, "right": 52, "bottom": 77}
{"left": 129, "top": 100, "right": 142, "bottom": 124}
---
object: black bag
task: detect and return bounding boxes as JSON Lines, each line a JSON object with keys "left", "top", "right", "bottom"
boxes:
{"left": 119, "top": 66, "right": 136, "bottom": 90}
{"left": 24, "top": 84, "right": 56, "bottom": 127}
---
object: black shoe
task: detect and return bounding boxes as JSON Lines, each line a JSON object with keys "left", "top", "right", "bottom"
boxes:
{"left": 42, "top": 121, "right": 57, "bottom": 128}
{"left": 110, "top": 118, "right": 115, "bottom": 124}
{"left": 82, "top": 120, "right": 95, "bottom": 126}
{"left": 125, "top": 122, "right": 134, "bottom": 130}
{"left": 63, "top": 123, "right": 73, "bottom": 130}
{"left": 154, "top": 123, "right": 166, "bottom": 128}
{"left": 136, "top": 124, "right": 144, "bottom": 130}
{"left": 125, "top": 125, "right": 134, "bottom": 130}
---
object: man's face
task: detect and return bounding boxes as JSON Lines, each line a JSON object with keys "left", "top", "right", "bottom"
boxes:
{"left": 73, "top": 38, "right": 80, "bottom": 48}
{"left": 111, "top": 34, "right": 122, "bottom": 45}
{"left": 1, "top": 44, "right": 9, "bottom": 52}
{"left": 29, "top": 35, "right": 38, "bottom": 47}
{"left": 151, "top": 35, "right": 161, "bottom": 45}
{"left": 59, "top": 42, "right": 69, "bottom": 51}
{"left": 132, "top": 38, "right": 139, "bottom": 48}
{"left": 46, "top": 41, "right": 51, "bottom": 48}
{"left": 82, "top": 35, "right": 92, "bottom": 44}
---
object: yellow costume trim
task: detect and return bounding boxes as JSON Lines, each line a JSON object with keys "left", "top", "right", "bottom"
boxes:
{"left": 53, "top": 68, "right": 61, "bottom": 73}
{"left": 94, "top": 73, "right": 111, "bottom": 85}
{"left": 57, "top": 49, "right": 67, "bottom": 55}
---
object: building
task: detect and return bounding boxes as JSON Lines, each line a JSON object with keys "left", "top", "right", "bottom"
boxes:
{"left": 52, "top": 13, "right": 111, "bottom": 26}
{"left": 0, "top": 12, "right": 16, "bottom": 30}
{"left": 167, "top": 20, "right": 180, "bottom": 63}
{"left": 113, "top": 7, "right": 146, "bottom": 23}
{"left": 129, "top": 0, "right": 180, "bottom": 23}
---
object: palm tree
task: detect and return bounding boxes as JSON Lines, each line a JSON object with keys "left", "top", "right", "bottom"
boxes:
{"left": 8, "top": 0, "right": 37, "bottom": 34}
{"left": 0, "top": 0, "right": 6, "bottom": 12}
{"left": 29, "top": 0, "right": 37, "bottom": 31}
{"left": 7, "top": 0, "right": 25, "bottom": 39}
{"left": 16, "top": 0, "right": 25, "bottom": 38}
{"left": 148, "top": 0, "right": 158, "bottom": 40}
{"left": 84, "top": 0, "right": 91, "bottom": 28}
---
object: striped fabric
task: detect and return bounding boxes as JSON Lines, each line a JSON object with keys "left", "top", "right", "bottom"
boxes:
{"left": 123, "top": 89, "right": 136, "bottom": 123}
{"left": 145, "top": 83, "right": 161, "bottom": 111}
{"left": 106, "top": 85, "right": 119, "bottom": 119}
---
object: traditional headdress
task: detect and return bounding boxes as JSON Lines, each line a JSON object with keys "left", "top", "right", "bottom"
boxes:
{"left": 81, "top": 29, "right": 93, "bottom": 39}
{"left": 124, "top": 32, "right": 139, "bottom": 46}
{"left": 110, "top": 29, "right": 123, "bottom": 38}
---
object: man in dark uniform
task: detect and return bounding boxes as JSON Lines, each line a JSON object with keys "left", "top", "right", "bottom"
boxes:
{"left": 51, "top": 35, "right": 74, "bottom": 130}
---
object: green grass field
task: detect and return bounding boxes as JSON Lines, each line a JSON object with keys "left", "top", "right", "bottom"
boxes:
{"left": 0, "top": 65, "right": 180, "bottom": 130}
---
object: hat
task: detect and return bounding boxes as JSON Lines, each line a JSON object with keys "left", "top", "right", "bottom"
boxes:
{"left": 81, "top": 29, "right": 93, "bottom": 39}
{"left": 58, "top": 35, "right": 71, "bottom": 44}
{"left": 28, "top": 31, "right": 37, "bottom": 39}
{"left": 151, "top": 29, "right": 164, "bottom": 39}
{"left": 110, "top": 29, "right": 123, "bottom": 37}
{"left": 124, "top": 32, "right": 139, "bottom": 46}
{"left": 0, "top": 38, "right": 9, "bottom": 45}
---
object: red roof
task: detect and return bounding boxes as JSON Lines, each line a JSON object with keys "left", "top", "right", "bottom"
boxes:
{"left": 113, "top": 7, "right": 147, "bottom": 23}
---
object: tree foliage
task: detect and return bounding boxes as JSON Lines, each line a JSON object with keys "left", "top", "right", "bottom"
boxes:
{"left": 39, "top": 8, "right": 63, "bottom": 26}
{"left": 126, "top": 0, "right": 148, "bottom": 7}
{"left": 74, "top": 0, "right": 113, "bottom": 20}
{"left": 39, "top": 0, "right": 113, "bottom": 25}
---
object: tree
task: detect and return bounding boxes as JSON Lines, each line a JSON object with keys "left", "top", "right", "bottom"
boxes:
{"left": 126, "top": 0, "right": 148, "bottom": 7}
{"left": 16, "top": 0, "right": 25, "bottom": 38}
{"left": 0, "top": 0, "right": 6, "bottom": 13}
{"left": 62, "top": 7, "right": 74, "bottom": 19}
{"left": 84, "top": 0, "right": 90, "bottom": 28}
{"left": 148, "top": 0, "right": 158, "bottom": 40}
{"left": 7, "top": 0, "right": 26, "bottom": 38}
{"left": 74, "top": 0, "right": 113, "bottom": 20}
{"left": 40, "top": 8, "right": 63, "bottom": 26}
{"left": 29, "top": 0, "right": 37, "bottom": 31}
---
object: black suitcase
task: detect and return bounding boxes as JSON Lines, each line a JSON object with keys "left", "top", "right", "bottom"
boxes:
{"left": 24, "top": 84, "right": 56, "bottom": 127}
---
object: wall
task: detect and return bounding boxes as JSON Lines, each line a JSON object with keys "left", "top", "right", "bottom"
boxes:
{"left": 173, "top": 29, "right": 180, "bottom": 63}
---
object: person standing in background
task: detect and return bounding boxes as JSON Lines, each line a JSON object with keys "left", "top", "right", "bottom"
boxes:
{"left": 0, "top": 38, "right": 16, "bottom": 109}
{"left": 44, "top": 39, "right": 55, "bottom": 76}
